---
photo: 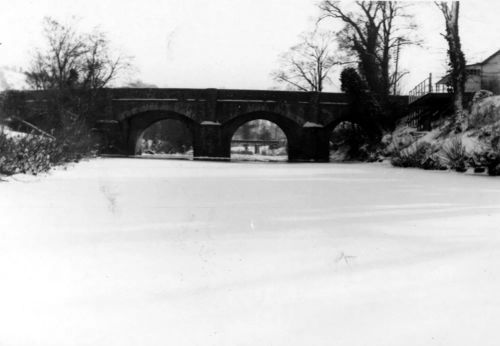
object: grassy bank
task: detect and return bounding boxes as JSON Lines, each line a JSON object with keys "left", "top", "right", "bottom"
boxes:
{"left": 385, "top": 95, "right": 500, "bottom": 176}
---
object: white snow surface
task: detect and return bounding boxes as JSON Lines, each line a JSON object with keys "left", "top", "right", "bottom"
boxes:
{"left": 1, "top": 158, "right": 500, "bottom": 346}
{"left": 0, "top": 126, "right": 29, "bottom": 139}
{"left": 200, "top": 121, "right": 221, "bottom": 126}
{"left": 303, "top": 121, "right": 324, "bottom": 128}
{"left": 0, "top": 66, "right": 28, "bottom": 91}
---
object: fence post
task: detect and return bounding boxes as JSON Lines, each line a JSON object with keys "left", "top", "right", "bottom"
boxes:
{"left": 428, "top": 73, "right": 433, "bottom": 93}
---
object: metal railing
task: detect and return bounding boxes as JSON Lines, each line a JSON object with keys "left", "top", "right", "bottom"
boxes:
{"left": 408, "top": 73, "right": 451, "bottom": 104}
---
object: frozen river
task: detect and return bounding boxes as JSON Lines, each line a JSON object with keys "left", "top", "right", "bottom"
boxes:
{"left": 1, "top": 158, "right": 500, "bottom": 346}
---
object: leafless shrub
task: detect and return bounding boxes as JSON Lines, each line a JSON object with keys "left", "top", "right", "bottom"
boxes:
{"left": 390, "top": 141, "right": 433, "bottom": 168}
{"left": 441, "top": 137, "right": 468, "bottom": 172}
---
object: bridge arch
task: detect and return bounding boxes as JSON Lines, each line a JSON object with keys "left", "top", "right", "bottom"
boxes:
{"left": 325, "top": 116, "right": 382, "bottom": 140}
{"left": 221, "top": 111, "right": 302, "bottom": 160}
{"left": 117, "top": 104, "right": 199, "bottom": 123}
{"left": 123, "top": 109, "right": 199, "bottom": 155}
{"left": 326, "top": 118, "right": 376, "bottom": 161}
{"left": 325, "top": 116, "right": 359, "bottom": 133}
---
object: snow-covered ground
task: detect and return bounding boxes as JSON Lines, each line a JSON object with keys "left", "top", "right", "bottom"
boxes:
{"left": 0, "top": 66, "right": 29, "bottom": 91}
{"left": 0, "top": 125, "right": 29, "bottom": 139}
{"left": 230, "top": 153, "right": 288, "bottom": 162}
{"left": 1, "top": 158, "right": 500, "bottom": 346}
{"left": 138, "top": 153, "right": 288, "bottom": 162}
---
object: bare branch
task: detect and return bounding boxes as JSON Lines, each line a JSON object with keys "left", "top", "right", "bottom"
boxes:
{"left": 26, "top": 17, "right": 132, "bottom": 91}
{"left": 318, "top": 1, "right": 417, "bottom": 97}
{"left": 272, "top": 31, "right": 342, "bottom": 92}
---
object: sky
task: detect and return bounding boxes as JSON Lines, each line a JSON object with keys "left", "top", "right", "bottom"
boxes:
{"left": 1, "top": 0, "right": 500, "bottom": 92}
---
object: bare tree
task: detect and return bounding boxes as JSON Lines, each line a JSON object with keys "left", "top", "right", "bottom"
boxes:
{"left": 24, "top": 52, "right": 53, "bottom": 90}
{"left": 24, "top": 17, "right": 132, "bottom": 132}
{"left": 272, "top": 31, "right": 341, "bottom": 92}
{"left": 81, "top": 31, "right": 131, "bottom": 90}
{"left": 436, "top": 1, "right": 466, "bottom": 128}
{"left": 318, "top": 1, "right": 416, "bottom": 99}
{"left": 26, "top": 18, "right": 87, "bottom": 90}
{"left": 26, "top": 17, "right": 130, "bottom": 91}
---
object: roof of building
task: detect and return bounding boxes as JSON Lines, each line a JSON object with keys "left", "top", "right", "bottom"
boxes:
{"left": 437, "top": 49, "right": 500, "bottom": 85}
{"left": 476, "top": 49, "right": 500, "bottom": 65}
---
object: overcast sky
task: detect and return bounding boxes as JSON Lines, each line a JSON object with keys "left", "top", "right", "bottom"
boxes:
{"left": 1, "top": 0, "right": 499, "bottom": 92}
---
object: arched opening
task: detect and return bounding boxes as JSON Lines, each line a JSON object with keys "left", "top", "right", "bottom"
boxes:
{"left": 329, "top": 121, "right": 370, "bottom": 161}
{"left": 230, "top": 119, "right": 288, "bottom": 162}
{"left": 137, "top": 118, "right": 194, "bottom": 159}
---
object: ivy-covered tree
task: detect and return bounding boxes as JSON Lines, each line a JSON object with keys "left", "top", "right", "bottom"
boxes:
{"left": 319, "top": 1, "right": 416, "bottom": 100}
{"left": 340, "top": 67, "right": 384, "bottom": 139}
{"left": 436, "top": 2, "right": 466, "bottom": 130}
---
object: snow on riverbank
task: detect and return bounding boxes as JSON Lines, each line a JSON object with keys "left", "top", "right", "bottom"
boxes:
{"left": 0, "top": 125, "right": 30, "bottom": 139}
{"left": 0, "top": 158, "right": 500, "bottom": 346}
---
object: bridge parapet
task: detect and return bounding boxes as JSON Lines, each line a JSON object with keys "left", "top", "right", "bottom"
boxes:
{"left": 108, "top": 88, "right": 347, "bottom": 103}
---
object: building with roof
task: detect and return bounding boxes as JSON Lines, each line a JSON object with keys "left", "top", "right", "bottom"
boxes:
{"left": 436, "top": 49, "right": 500, "bottom": 94}
{"left": 404, "top": 50, "right": 500, "bottom": 130}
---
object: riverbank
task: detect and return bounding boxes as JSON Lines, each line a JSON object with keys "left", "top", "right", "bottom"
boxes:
{"left": 384, "top": 94, "right": 500, "bottom": 175}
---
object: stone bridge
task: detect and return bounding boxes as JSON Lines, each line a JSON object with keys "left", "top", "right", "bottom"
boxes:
{"left": 99, "top": 88, "right": 356, "bottom": 161}
{"left": 3, "top": 88, "right": 407, "bottom": 162}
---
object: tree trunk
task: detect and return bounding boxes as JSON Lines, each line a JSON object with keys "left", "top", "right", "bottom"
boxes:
{"left": 441, "top": 2, "right": 466, "bottom": 130}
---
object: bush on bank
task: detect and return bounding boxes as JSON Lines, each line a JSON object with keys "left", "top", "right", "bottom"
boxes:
{"left": 0, "top": 132, "right": 53, "bottom": 175}
{"left": 0, "top": 122, "right": 96, "bottom": 176}
{"left": 442, "top": 137, "right": 469, "bottom": 172}
{"left": 388, "top": 93, "right": 500, "bottom": 175}
{"left": 390, "top": 141, "right": 447, "bottom": 170}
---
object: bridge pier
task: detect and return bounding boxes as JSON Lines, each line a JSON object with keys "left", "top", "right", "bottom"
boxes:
{"left": 193, "top": 122, "right": 228, "bottom": 160}
{"left": 289, "top": 127, "right": 330, "bottom": 162}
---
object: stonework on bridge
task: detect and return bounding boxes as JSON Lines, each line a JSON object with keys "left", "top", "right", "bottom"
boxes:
{"left": 3, "top": 88, "right": 407, "bottom": 162}
{"left": 94, "top": 88, "right": 351, "bottom": 161}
